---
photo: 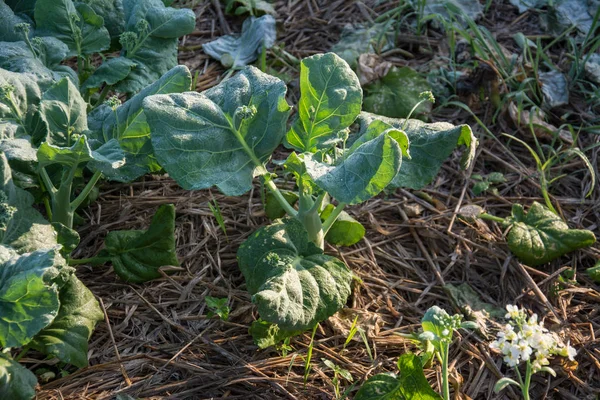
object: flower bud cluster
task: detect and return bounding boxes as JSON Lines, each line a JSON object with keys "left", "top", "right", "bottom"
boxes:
{"left": 490, "top": 305, "right": 576, "bottom": 373}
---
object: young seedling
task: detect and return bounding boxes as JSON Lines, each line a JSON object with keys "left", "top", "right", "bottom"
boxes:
{"left": 205, "top": 296, "right": 230, "bottom": 320}
{"left": 322, "top": 359, "right": 354, "bottom": 399}
{"left": 490, "top": 305, "right": 576, "bottom": 400}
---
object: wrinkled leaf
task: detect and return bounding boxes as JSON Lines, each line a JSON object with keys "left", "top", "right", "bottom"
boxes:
{"left": 444, "top": 283, "right": 505, "bottom": 319}
{"left": 354, "top": 353, "right": 442, "bottom": 400}
{"left": 331, "top": 23, "right": 394, "bottom": 67}
{"left": 0, "top": 69, "right": 43, "bottom": 138}
{"left": 0, "top": 353, "right": 38, "bottom": 400}
{"left": 320, "top": 204, "right": 365, "bottom": 246}
{"left": 0, "top": 153, "right": 58, "bottom": 253}
{"left": 203, "top": 15, "right": 276, "bottom": 69}
{"left": 506, "top": 202, "right": 596, "bottom": 266}
{"left": 285, "top": 53, "right": 362, "bottom": 152}
{"left": 304, "top": 132, "right": 402, "bottom": 204}
{"left": 79, "top": 0, "right": 125, "bottom": 40}
{"left": 224, "top": 0, "right": 276, "bottom": 15}
{"left": 30, "top": 274, "right": 103, "bottom": 368}
{"left": 0, "top": 139, "right": 39, "bottom": 190}
{"left": 0, "top": 249, "right": 66, "bottom": 348}
{"left": 238, "top": 218, "right": 353, "bottom": 330}
{"left": 357, "top": 112, "right": 476, "bottom": 190}
{"left": 0, "top": 2, "right": 29, "bottom": 42}
{"left": 146, "top": 66, "right": 291, "bottom": 195}
{"left": 113, "top": 0, "right": 195, "bottom": 93}
{"left": 34, "top": 0, "right": 111, "bottom": 56}
{"left": 104, "top": 204, "right": 179, "bottom": 283}
{"left": 51, "top": 222, "right": 80, "bottom": 256}
{"left": 39, "top": 78, "right": 88, "bottom": 146}
{"left": 249, "top": 319, "right": 300, "bottom": 349}
{"left": 539, "top": 71, "right": 569, "bottom": 108}
{"left": 363, "top": 67, "right": 433, "bottom": 119}
{"left": 87, "top": 65, "right": 191, "bottom": 182}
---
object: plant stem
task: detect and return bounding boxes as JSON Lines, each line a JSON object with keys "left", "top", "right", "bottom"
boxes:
{"left": 40, "top": 167, "right": 57, "bottom": 199}
{"left": 521, "top": 361, "right": 532, "bottom": 400}
{"left": 322, "top": 202, "right": 346, "bottom": 236}
{"left": 69, "top": 256, "right": 112, "bottom": 266}
{"left": 441, "top": 344, "right": 450, "bottom": 400}
{"left": 14, "top": 346, "right": 29, "bottom": 362}
{"left": 264, "top": 178, "right": 297, "bottom": 217}
{"left": 479, "top": 213, "right": 507, "bottom": 224}
{"left": 94, "top": 85, "right": 111, "bottom": 108}
{"left": 71, "top": 170, "right": 102, "bottom": 211}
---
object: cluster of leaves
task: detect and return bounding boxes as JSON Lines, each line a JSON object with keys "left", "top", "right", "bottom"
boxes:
{"left": 141, "top": 52, "right": 476, "bottom": 334}
{"left": 0, "top": 0, "right": 192, "bottom": 397}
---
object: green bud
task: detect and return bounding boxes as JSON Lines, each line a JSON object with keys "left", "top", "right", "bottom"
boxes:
{"left": 105, "top": 95, "right": 122, "bottom": 110}
{"left": 419, "top": 90, "right": 435, "bottom": 103}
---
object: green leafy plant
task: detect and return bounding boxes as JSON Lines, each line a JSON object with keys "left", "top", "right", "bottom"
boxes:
{"left": 470, "top": 202, "right": 596, "bottom": 266}
{"left": 587, "top": 260, "right": 600, "bottom": 283}
{"left": 143, "top": 52, "right": 476, "bottom": 334}
{"left": 354, "top": 353, "right": 442, "bottom": 400}
{"left": 224, "top": 0, "right": 276, "bottom": 16}
{"left": 322, "top": 359, "right": 354, "bottom": 399}
{"left": 471, "top": 171, "right": 506, "bottom": 195}
{"left": 205, "top": 296, "right": 230, "bottom": 320}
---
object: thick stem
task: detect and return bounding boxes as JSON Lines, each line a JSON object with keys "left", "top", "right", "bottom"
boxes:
{"left": 264, "top": 178, "right": 297, "bottom": 217}
{"left": 94, "top": 85, "right": 111, "bottom": 108}
{"left": 69, "top": 256, "right": 112, "bottom": 266}
{"left": 479, "top": 213, "right": 507, "bottom": 224}
{"left": 51, "top": 164, "right": 79, "bottom": 229}
{"left": 322, "top": 202, "right": 346, "bottom": 236}
{"left": 71, "top": 170, "right": 102, "bottom": 211}
{"left": 522, "top": 361, "right": 532, "bottom": 400}
{"left": 441, "top": 344, "right": 450, "bottom": 400}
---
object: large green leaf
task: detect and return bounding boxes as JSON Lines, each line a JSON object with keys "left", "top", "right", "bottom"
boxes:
{"left": 303, "top": 132, "right": 402, "bottom": 204}
{"left": 0, "top": 139, "right": 39, "bottom": 189}
{"left": 34, "top": 0, "right": 111, "bottom": 57}
{"left": 354, "top": 353, "right": 442, "bottom": 400}
{"left": 506, "top": 202, "right": 596, "bottom": 267}
{"left": 146, "top": 66, "right": 291, "bottom": 195}
{"left": 80, "top": 0, "right": 125, "bottom": 40}
{"left": 30, "top": 274, "right": 103, "bottom": 368}
{"left": 0, "top": 353, "right": 37, "bottom": 400}
{"left": 0, "top": 249, "right": 66, "bottom": 348}
{"left": 112, "top": 0, "right": 195, "bottom": 93}
{"left": 0, "top": 2, "right": 29, "bottom": 42}
{"left": 363, "top": 67, "right": 433, "bottom": 119}
{"left": 237, "top": 218, "right": 353, "bottom": 330}
{"left": 5, "top": 0, "right": 37, "bottom": 19}
{"left": 81, "top": 57, "right": 136, "bottom": 91}
{"left": 320, "top": 204, "right": 365, "bottom": 246}
{"left": 0, "top": 69, "right": 43, "bottom": 138}
{"left": 0, "top": 152, "right": 58, "bottom": 253}
{"left": 87, "top": 65, "right": 191, "bottom": 182}
{"left": 285, "top": 53, "right": 362, "bottom": 152}
{"left": 39, "top": 78, "right": 88, "bottom": 146}
{"left": 203, "top": 15, "right": 276, "bottom": 69}
{"left": 103, "top": 204, "right": 179, "bottom": 283}
{"left": 357, "top": 112, "right": 476, "bottom": 190}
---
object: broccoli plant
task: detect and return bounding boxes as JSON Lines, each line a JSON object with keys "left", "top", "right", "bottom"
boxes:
{"left": 143, "top": 52, "right": 477, "bottom": 332}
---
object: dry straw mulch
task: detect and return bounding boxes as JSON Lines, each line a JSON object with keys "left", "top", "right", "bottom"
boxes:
{"left": 34, "top": 1, "right": 599, "bottom": 399}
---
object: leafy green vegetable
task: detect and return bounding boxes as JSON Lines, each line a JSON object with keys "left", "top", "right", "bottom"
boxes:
{"left": 34, "top": 0, "right": 111, "bottom": 57}
{"left": 0, "top": 353, "right": 37, "bottom": 400}
{"left": 103, "top": 204, "right": 179, "bottom": 283}
{"left": 111, "top": 0, "right": 195, "bottom": 93}
{"left": 505, "top": 202, "right": 596, "bottom": 266}
{"left": 354, "top": 353, "right": 442, "bottom": 400}
{"left": 0, "top": 69, "right": 43, "bottom": 138}
{"left": 237, "top": 218, "right": 353, "bottom": 330}
{"left": 320, "top": 204, "right": 365, "bottom": 246}
{"left": 51, "top": 222, "right": 80, "bottom": 257}
{"left": 79, "top": 0, "right": 125, "bottom": 40}
{"left": 0, "top": 139, "right": 39, "bottom": 189}
{"left": 81, "top": 57, "right": 137, "bottom": 91}
{"left": 285, "top": 52, "right": 362, "bottom": 152}
{"left": 249, "top": 319, "right": 300, "bottom": 349}
{"left": 331, "top": 23, "right": 394, "bottom": 67}
{"left": 205, "top": 296, "right": 230, "bottom": 320}
{"left": 0, "top": 2, "right": 30, "bottom": 42}
{"left": 0, "top": 249, "right": 67, "bottom": 348}
{"left": 363, "top": 67, "right": 433, "bottom": 119}
{"left": 30, "top": 274, "right": 103, "bottom": 367}
{"left": 145, "top": 66, "right": 291, "bottom": 195}
{"left": 203, "top": 15, "right": 276, "bottom": 69}
{"left": 265, "top": 189, "right": 298, "bottom": 220}
{"left": 587, "top": 261, "right": 600, "bottom": 283}
{"left": 88, "top": 65, "right": 191, "bottom": 182}
{"left": 357, "top": 112, "right": 476, "bottom": 190}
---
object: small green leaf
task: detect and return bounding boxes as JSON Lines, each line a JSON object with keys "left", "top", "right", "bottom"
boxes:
{"left": 30, "top": 274, "right": 103, "bottom": 368}
{"left": 248, "top": 319, "right": 301, "bottom": 349}
{"left": 506, "top": 202, "right": 596, "bottom": 266}
{"left": 320, "top": 204, "right": 365, "bottom": 246}
{"left": 486, "top": 172, "right": 506, "bottom": 183}
{"left": 304, "top": 132, "right": 401, "bottom": 204}
{"left": 34, "top": 0, "right": 111, "bottom": 57}
{"left": 51, "top": 222, "right": 80, "bottom": 257}
{"left": 205, "top": 296, "right": 230, "bottom": 320}
{"left": 203, "top": 15, "right": 276, "bottom": 69}
{"left": 493, "top": 377, "right": 520, "bottom": 393}
{"left": 39, "top": 78, "right": 88, "bottom": 146}
{"left": 224, "top": 0, "right": 276, "bottom": 15}
{"left": 104, "top": 204, "right": 179, "bottom": 283}
{"left": 472, "top": 181, "right": 489, "bottom": 196}
{"left": 421, "top": 306, "right": 449, "bottom": 341}
{"left": 354, "top": 353, "right": 442, "bottom": 400}
{"left": 285, "top": 53, "right": 362, "bottom": 152}
{"left": 0, "top": 353, "right": 37, "bottom": 400}
{"left": 357, "top": 112, "right": 477, "bottom": 190}
{"left": 265, "top": 189, "right": 298, "bottom": 220}
{"left": 587, "top": 261, "right": 600, "bottom": 283}
{"left": 363, "top": 67, "right": 433, "bottom": 119}
{"left": 0, "top": 249, "right": 66, "bottom": 348}
{"left": 146, "top": 66, "right": 291, "bottom": 195}
{"left": 237, "top": 218, "right": 353, "bottom": 330}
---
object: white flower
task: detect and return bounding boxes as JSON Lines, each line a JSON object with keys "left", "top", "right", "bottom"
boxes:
{"left": 442, "top": 329, "right": 450, "bottom": 337}
{"left": 558, "top": 342, "right": 577, "bottom": 361}
{"left": 505, "top": 305, "right": 520, "bottom": 319}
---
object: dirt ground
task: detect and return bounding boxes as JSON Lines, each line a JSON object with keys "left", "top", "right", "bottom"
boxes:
{"left": 33, "top": 1, "right": 599, "bottom": 399}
